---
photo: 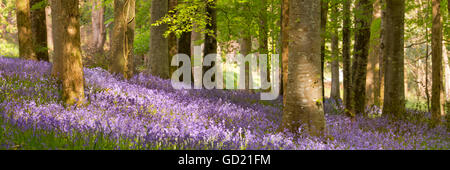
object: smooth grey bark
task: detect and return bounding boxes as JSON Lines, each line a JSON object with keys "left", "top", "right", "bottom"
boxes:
{"left": 148, "top": 0, "right": 169, "bottom": 78}
{"left": 282, "top": 0, "right": 325, "bottom": 136}
{"left": 382, "top": 0, "right": 406, "bottom": 117}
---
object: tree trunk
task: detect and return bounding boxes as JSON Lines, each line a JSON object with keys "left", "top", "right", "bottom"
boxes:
{"left": 282, "top": 0, "right": 325, "bottom": 136}
{"left": 203, "top": 0, "right": 217, "bottom": 85}
{"left": 343, "top": 0, "right": 352, "bottom": 116}
{"left": 259, "top": 0, "right": 269, "bottom": 88}
{"left": 443, "top": 43, "right": 450, "bottom": 104}
{"left": 330, "top": 4, "right": 340, "bottom": 101}
{"left": 51, "top": 0, "right": 84, "bottom": 105}
{"left": 30, "top": 0, "right": 49, "bottom": 61}
{"left": 16, "top": 0, "right": 36, "bottom": 60}
{"left": 320, "top": 0, "right": 328, "bottom": 101}
{"left": 281, "top": 0, "right": 289, "bottom": 104}
{"left": 111, "top": 0, "right": 135, "bottom": 79}
{"left": 382, "top": 0, "right": 405, "bottom": 117}
{"left": 351, "top": 0, "right": 373, "bottom": 115}
{"left": 379, "top": 0, "right": 385, "bottom": 107}
{"left": 91, "top": 0, "right": 105, "bottom": 53}
{"left": 45, "top": 6, "right": 53, "bottom": 62}
{"left": 178, "top": 31, "right": 191, "bottom": 82}
{"left": 366, "top": 0, "right": 382, "bottom": 106}
{"left": 240, "top": 36, "right": 252, "bottom": 90}
{"left": 168, "top": 0, "right": 178, "bottom": 77}
{"left": 148, "top": 0, "right": 169, "bottom": 78}
{"left": 431, "top": 0, "right": 443, "bottom": 125}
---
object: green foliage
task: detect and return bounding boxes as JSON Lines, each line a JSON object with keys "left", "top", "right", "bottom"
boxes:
{"left": 152, "top": 0, "right": 214, "bottom": 37}
{"left": 30, "top": 0, "right": 48, "bottom": 11}
{"left": 133, "top": 27, "right": 150, "bottom": 56}
{"left": 0, "top": 40, "right": 18, "bottom": 57}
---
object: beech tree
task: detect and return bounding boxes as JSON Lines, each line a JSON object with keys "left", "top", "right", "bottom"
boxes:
{"left": 431, "top": 0, "right": 443, "bottom": 125}
{"left": 16, "top": 0, "right": 36, "bottom": 60}
{"left": 50, "top": 0, "right": 84, "bottom": 105}
{"left": 351, "top": 0, "right": 373, "bottom": 115}
{"left": 111, "top": 0, "right": 135, "bottom": 79}
{"left": 30, "top": 0, "right": 48, "bottom": 61}
{"left": 342, "top": 0, "right": 352, "bottom": 116}
{"left": 320, "top": 0, "right": 328, "bottom": 100}
{"left": 91, "top": 0, "right": 106, "bottom": 54}
{"left": 330, "top": 1, "right": 340, "bottom": 101}
{"left": 282, "top": 0, "right": 325, "bottom": 136}
{"left": 203, "top": 0, "right": 217, "bottom": 84}
{"left": 382, "top": 0, "right": 405, "bottom": 117}
{"left": 366, "top": 0, "right": 382, "bottom": 107}
{"left": 281, "top": 0, "right": 289, "bottom": 104}
{"left": 148, "top": 0, "right": 169, "bottom": 79}
{"left": 168, "top": 0, "right": 178, "bottom": 76}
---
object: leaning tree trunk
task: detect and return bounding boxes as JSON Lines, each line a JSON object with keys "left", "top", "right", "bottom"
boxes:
{"left": 91, "top": 0, "right": 106, "bottom": 53}
{"left": 281, "top": 0, "right": 289, "bottom": 104}
{"left": 351, "top": 0, "right": 373, "bottom": 115}
{"left": 51, "top": 0, "right": 84, "bottom": 106}
{"left": 148, "top": 0, "right": 169, "bottom": 79}
{"left": 431, "top": 0, "right": 443, "bottom": 125}
{"left": 282, "top": 0, "right": 325, "bottom": 136}
{"left": 382, "top": 0, "right": 406, "bottom": 117}
{"left": 30, "top": 0, "right": 49, "bottom": 61}
{"left": 342, "top": 0, "right": 352, "bottom": 117}
{"left": 111, "top": 0, "right": 135, "bottom": 79}
{"left": 16, "top": 0, "right": 36, "bottom": 60}
{"left": 366, "top": 0, "right": 382, "bottom": 107}
{"left": 330, "top": 3, "right": 340, "bottom": 102}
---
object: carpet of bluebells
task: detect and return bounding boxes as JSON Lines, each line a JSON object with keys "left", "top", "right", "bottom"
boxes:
{"left": 0, "top": 57, "right": 448, "bottom": 150}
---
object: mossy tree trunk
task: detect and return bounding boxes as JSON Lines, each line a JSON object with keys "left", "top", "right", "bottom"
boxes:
{"left": 351, "top": 0, "right": 373, "bottom": 115}
{"left": 366, "top": 0, "right": 382, "bottom": 107}
{"left": 342, "top": 0, "right": 353, "bottom": 116}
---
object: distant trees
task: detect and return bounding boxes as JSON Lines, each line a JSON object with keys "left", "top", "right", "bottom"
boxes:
{"left": 91, "top": 0, "right": 106, "bottom": 54}
{"left": 50, "top": 0, "right": 84, "bottom": 105}
{"left": 148, "top": 0, "right": 169, "bottom": 79}
{"left": 110, "top": 0, "right": 136, "bottom": 79}
{"left": 382, "top": 0, "right": 406, "bottom": 117}
{"left": 282, "top": 0, "right": 325, "bottom": 136}
{"left": 330, "top": 0, "right": 340, "bottom": 101}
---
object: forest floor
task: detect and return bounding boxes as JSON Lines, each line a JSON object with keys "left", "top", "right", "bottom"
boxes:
{"left": 0, "top": 57, "right": 449, "bottom": 150}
